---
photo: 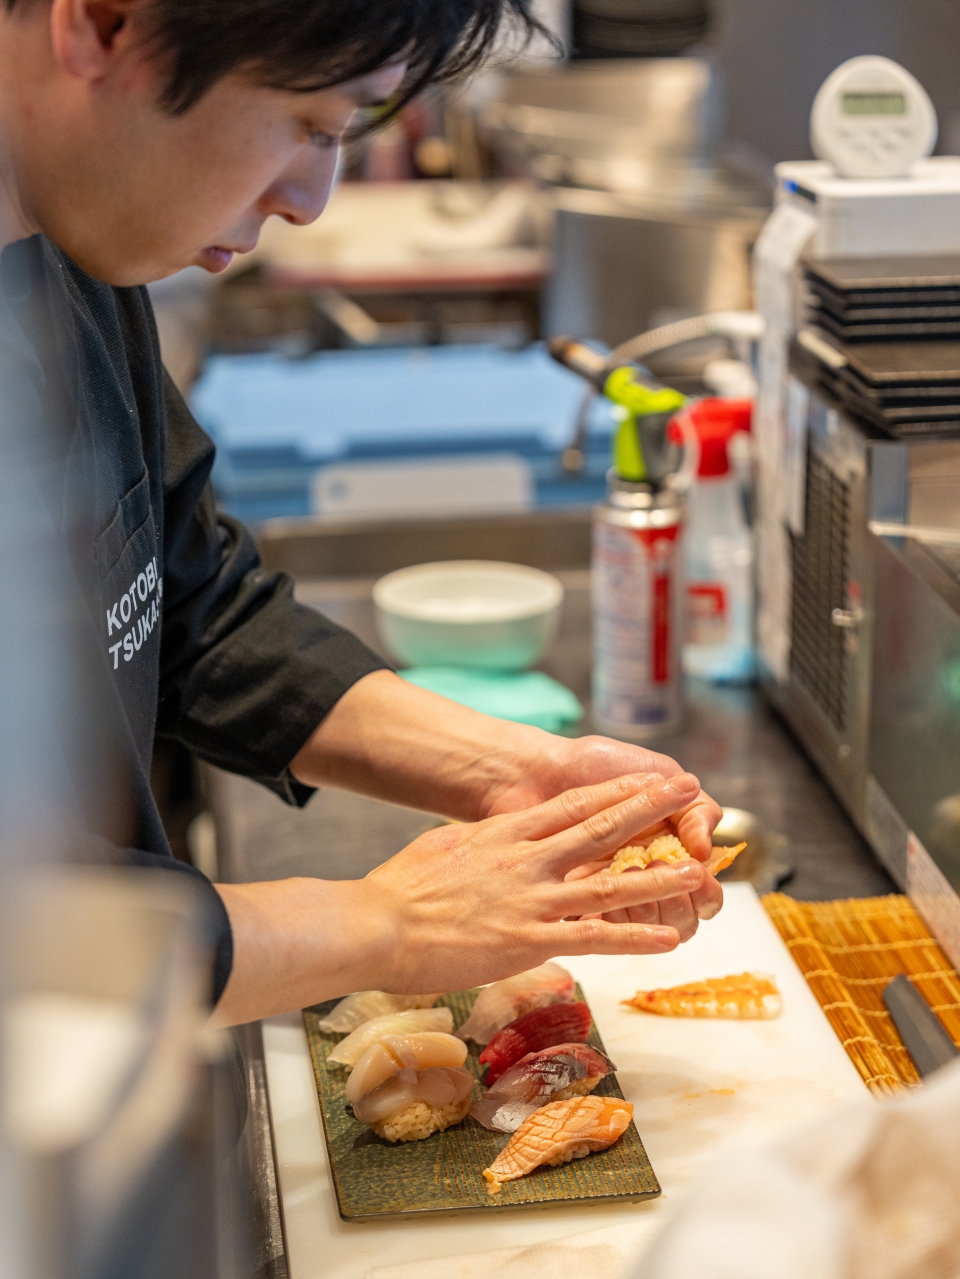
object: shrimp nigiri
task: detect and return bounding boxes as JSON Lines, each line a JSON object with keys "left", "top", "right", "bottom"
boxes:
{"left": 482, "top": 1095, "right": 633, "bottom": 1193}
{"left": 480, "top": 1001, "right": 592, "bottom": 1084}
{"left": 354, "top": 1066, "right": 476, "bottom": 1143}
{"left": 327, "top": 1007, "right": 454, "bottom": 1067}
{"left": 345, "top": 1033, "right": 467, "bottom": 1108}
{"left": 318, "top": 991, "right": 439, "bottom": 1034}
{"left": 622, "top": 972, "right": 781, "bottom": 1019}
{"left": 610, "top": 835, "right": 747, "bottom": 875}
{"left": 456, "top": 962, "right": 575, "bottom": 1046}
{"left": 470, "top": 1043, "right": 615, "bottom": 1132}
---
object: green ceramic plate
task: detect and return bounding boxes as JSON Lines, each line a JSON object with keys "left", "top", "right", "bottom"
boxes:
{"left": 302, "top": 984, "right": 661, "bottom": 1221}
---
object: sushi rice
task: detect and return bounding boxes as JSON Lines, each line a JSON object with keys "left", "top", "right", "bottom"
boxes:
{"left": 371, "top": 1096, "right": 472, "bottom": 1143}
{"left": 610, "top": 834, "right": 688, "bottom": 873}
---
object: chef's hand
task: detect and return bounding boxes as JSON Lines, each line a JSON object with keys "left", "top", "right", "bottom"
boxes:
{"left": 480, "top": 734, "right": 723, "bottom": 934}
{"left": 213, "top": 771, "right": 712, "bottom": 1024}
{"left": 481, "top": 732, "right": 720, "bottom": 863}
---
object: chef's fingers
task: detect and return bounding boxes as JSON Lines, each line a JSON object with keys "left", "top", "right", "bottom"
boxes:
{"left": 651, "top": 888, "right": 699, "bottom": 942}
{"left": 674, "top": 791, "right": 724, "bottom": 861}
{"left": 563, "top": 855, "right": 615, "bottom": 883}
{"left": 505, "top": 772, "right": 664, "bottom": 841}
{"left": 551, "top": 858, "right": 705, "bottom": 918}
{"left": 538, "top": 918, "right": 682, "bottom": 956}
{"left": 598, "top": 899, "right": 661, "bottom": 926}
{"left": 540, "top": 774, "right": 701, "bottom": 873}
{"left": 689, "top": 872, "right": 724, "bottom": 920}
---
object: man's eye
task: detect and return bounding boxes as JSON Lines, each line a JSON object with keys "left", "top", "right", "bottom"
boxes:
{"left": 308, "top": 129, "right": 339, "bottom": 150}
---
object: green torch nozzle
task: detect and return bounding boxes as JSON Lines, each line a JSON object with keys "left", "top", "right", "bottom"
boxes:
{"left": 603, "top": 367, "right": 686, "bottom": 483}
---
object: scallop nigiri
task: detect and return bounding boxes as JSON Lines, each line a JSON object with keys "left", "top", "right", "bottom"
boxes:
{"left": 456, "top": 962, "right": 575, "bottom": 1046}
{"left": 470, "top": 1043, "right": 615, "bottom": 1132}
{"left": 482, "top": 1095, "right": 633, "bottom": 1193}
{"left": 480, "top": 1001, "right": 592, "bottom": 1084}
{"left": 622, "top": 972, "right": 781, "bottom": 1019}
{"left": 354, "top": 1066, "right": 476, "bottom": 1143}
{"left": 327, "top": 1007, "right": 454, "bottom": 1067}
{"left": 345, "top": 1033, "right": 468, "bottom": 1108}
{"left": 318, "top": 991, "right": 439, "bottom": 1034}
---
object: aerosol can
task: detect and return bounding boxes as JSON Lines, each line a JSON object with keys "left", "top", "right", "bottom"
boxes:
{"left": 549, "top": 339, "right": 689, "bottom": 739}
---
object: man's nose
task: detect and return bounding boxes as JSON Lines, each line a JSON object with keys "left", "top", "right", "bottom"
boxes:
{"left": 257, "top": 148, "right": 339, "bottom": 227}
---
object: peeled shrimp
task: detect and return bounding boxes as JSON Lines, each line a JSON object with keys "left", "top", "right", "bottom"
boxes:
{"left": 623, "top": 971, "right": 781, "bottom": 1019}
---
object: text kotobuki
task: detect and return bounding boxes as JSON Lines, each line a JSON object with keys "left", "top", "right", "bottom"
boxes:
{"left": 106, "top": 556, "right": 162, "bottom": 669}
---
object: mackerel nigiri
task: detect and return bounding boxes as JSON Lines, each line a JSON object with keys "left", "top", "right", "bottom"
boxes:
{"left": 318, "top": 991, "right": 439, "bottom": 1034}
{"left": 470, "top": 1043, "right": 615, "bottom": 1132}
{"left": 480, "top": 1001, "right": 592, "bottom": 1084}
{"left": 482, "top": 1095, "right": 633, "bottom": 1194}
{"left": 345, "top": 1033, "right": 467, "bottom": 1108}
{"left": 327, "top": 1007, "right": 454, "bottom": 1067}
{"left": 456, "top": 963, "right": 575, "bottom": 1045}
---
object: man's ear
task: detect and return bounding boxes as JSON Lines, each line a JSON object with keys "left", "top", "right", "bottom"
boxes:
{"left": 49, "top": 0, "right": 140, "bottom": 81}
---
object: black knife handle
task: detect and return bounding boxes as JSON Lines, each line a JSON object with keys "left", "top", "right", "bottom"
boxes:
{"left": 882, "top": 974, "right": 959, "bottom": 1079}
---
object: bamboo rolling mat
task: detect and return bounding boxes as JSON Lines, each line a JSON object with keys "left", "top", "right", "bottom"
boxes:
{"left": 762, "top": 893, "right": 960, "bottom": 1096}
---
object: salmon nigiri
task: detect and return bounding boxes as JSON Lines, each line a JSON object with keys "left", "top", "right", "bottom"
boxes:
{"left": 482, "top": 1095, "right": 633, "bottom": 1194}
{"left": 622, "top": 972, "right": 781, "bottom": 1019}
{"left": 456, "top": 963, "right": 575, "bottom": 1046}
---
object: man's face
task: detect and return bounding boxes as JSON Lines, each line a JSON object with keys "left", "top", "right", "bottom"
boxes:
{"left": 6, "top": 3, "right": 406, "bottom": 285}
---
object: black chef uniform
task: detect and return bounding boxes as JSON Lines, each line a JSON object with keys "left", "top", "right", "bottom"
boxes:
{"left": 0, "top": 234, "right": 388, "bottom": 1003}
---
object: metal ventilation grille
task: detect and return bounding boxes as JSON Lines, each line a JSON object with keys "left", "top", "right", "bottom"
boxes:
{"left": 790, "top": 448, "right": 851, "bottom": 733}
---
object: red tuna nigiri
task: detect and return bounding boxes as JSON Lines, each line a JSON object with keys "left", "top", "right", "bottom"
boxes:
{"left": 479, "top": 1001, "right": 592, "bottom": 1084}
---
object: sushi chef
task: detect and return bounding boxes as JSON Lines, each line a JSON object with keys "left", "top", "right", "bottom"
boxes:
{"left": 0, "top": 0, "right": 724, "bottom": 1026}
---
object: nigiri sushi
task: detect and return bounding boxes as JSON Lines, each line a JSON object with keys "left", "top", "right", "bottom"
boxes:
{"left": 345, "top": 1033, "right": 468, "bottom": 1108}
{"left": 456, "top": 962, "right": 575, "bottom": 1046}
{"left": 470, "top": 1043, "right": 615, "bottom": 1132}
{"left": 622, "top": 972, "right": 781, "bottom": 1019}
{"left": 327, "top": 1007, "right": 454, "bottom": 1067}
{"left": 318, "top": 991, "right": 439, "bottom": 1034}
{"left": 480, "top": 1001, "right": 592, "bottom": 1084}
{"left": 353, "top": 1066, "right": 476, "bottom": 1143}
{"left": 482, "top": 1095, "right": 633, "bottom": 1194}
{"left": 610, "top": 836, "right": 747, "bottom": 876}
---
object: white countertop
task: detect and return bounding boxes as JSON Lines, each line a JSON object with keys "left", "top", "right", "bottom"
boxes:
{"left": 263, "top": 884, "right": 867, "bottom": 1279}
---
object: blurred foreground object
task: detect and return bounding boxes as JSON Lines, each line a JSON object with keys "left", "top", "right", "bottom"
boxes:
{"left": 637, "top": 1056, "right": 960, "bottom": 1279}
{"left": 0, "top": 868, "right": 247, "bottom": 1279}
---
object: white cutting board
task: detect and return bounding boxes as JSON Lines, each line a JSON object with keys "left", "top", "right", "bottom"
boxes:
{"left": 263, "top": 884, "right": 867, "bottom": 1279}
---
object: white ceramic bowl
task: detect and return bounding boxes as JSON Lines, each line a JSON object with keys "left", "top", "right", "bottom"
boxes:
{"left": 373, "top": 560, "right": 564, "bottom": 671}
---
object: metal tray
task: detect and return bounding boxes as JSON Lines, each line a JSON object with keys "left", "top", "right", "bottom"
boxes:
{"left": 303, "top": 985, "right": 660, "bottom": 1221}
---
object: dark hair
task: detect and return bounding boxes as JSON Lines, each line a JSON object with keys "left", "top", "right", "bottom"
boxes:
{"left": 137, "top": 0, "right": 543, "bottom": 115}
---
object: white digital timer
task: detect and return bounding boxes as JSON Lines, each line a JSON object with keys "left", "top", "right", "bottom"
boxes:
{"left": 810, "top": 55, "right": 937, "bottom": 180}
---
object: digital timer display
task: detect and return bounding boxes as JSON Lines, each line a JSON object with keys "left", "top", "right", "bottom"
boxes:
{"left": 842, "top": 92, "right": 907, "bottom": 116}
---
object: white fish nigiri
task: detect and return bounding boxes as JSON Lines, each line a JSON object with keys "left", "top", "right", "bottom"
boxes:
{"left": 327, "top": 1007, "right": 454, "bottom": 1067}
{"left": 456, "top": 962, "right": 575, "bottom": 1045}
{"left": 345, "top": 1033, "right": 468, "bottom": 1108}
{"left": 317, "top": 991, "right": 439, "bottom": 1034}
{"left": 353, "top": 1066, "right": 476, "bottom": 1142}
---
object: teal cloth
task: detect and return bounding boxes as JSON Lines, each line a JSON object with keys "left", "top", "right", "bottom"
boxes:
{"left": 399, "top": 667, "right": 583, "bottom": 733}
